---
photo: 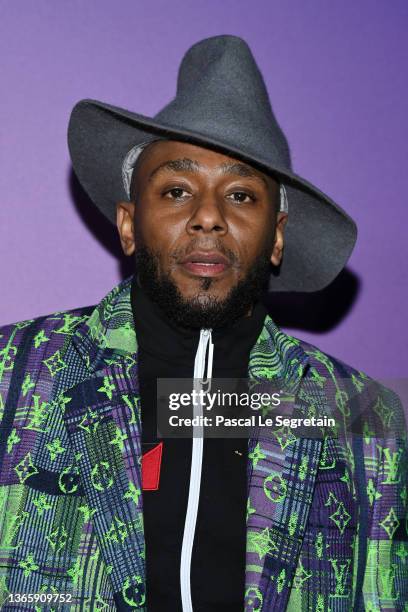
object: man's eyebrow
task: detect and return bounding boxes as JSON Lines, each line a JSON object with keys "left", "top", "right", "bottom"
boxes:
{"left": 148, "top": 158, "right": 200, "bottom": 181}
{"left": 219, "top": 161, "right": 269, "bottom": 187}
{"left": 147, "top": 157, "right": 269, "bottom": 188}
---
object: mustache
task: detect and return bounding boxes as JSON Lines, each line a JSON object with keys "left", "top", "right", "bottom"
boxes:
{"left": 170, "top": 240, "right": 239, "bottom": 266}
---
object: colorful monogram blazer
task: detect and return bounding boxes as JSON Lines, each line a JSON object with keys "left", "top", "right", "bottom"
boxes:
{"left": 0, "top": 277, "right": 407, "bottom": 611}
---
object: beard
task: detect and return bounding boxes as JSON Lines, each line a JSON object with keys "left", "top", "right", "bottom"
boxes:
{"left": 134, "top": 244, "right": 272, "bottom": 330}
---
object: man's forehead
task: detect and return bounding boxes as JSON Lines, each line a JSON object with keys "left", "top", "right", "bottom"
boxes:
{"left": 136, "top": 139, "right": 275, "bottom": 186}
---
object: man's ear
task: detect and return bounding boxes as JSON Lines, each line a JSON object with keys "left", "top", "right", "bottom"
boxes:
{"left": 270, "top": 212, "right": 288, "bottom": 266}
{"left": 116, "top": 201, "right": 136, "bottom": 256}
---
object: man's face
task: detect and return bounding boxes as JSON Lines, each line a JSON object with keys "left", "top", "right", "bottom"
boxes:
{"left": 117, "top": 140, "right": 287, "bottom": 328}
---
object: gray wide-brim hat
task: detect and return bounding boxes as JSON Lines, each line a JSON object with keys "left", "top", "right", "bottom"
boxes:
{"left": 68, "top": 35, "right": 357, "bottom": 292}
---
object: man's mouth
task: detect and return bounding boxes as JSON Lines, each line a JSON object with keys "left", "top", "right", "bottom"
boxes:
{"left": 179, "top": 251, "right": 231, "bottom": 277}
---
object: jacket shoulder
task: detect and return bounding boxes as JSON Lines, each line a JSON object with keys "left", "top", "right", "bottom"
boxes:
{"left": 295, "top": 336, "right": 406, "bottom": 436}
{"left": 295, "top": 335, "right": 380, "bottom": 386}
{"left": 0, "top": 304, "right": 95, "bottom": 425}
{"left": 0, "top": 304, "right": 95, "bottom": 343}
{"left": 0, "top": 305, "right": 96, "bottom": 344}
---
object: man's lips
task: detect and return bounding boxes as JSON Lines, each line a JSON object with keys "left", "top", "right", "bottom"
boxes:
{"left": 179, "top": 251, "right": 231, "bottom": 277}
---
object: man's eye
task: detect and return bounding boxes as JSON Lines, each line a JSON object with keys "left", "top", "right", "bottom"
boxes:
{"left": 227, "top": 191, "right": 255, "bottom": 204}
{"left": 164, "top": 188, "right": 190, "bottom": 200}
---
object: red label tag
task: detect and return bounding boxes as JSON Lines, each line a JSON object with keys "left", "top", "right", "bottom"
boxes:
{"left": 142, "top": 442, "right": 163, "bottom": 490}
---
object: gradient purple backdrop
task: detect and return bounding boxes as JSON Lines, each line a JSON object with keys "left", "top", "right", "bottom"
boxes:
{"left": 1, "top": 1, "right": 407, "bottom": 379}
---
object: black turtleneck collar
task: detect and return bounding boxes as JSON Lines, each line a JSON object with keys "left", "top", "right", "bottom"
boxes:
{"left": 130, "top": 273, "right": 268, "bottom": 373}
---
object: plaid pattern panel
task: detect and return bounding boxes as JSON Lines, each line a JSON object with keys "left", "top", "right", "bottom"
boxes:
{"left": 62, "top": 359, "right": 146, "bottom": 610}
{"left": 0, "top": 309, "right": 116, "bottom": 610}
{"left": 0, "top": 276, "right": 407, "bottom": 611}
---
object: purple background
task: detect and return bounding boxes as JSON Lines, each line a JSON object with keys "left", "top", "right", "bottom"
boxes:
{"left": 1, "top": 1, "right": 407, "bottom": 379}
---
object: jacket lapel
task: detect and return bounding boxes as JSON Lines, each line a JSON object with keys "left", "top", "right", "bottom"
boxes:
{"left": 245, "top": 319, "right": 323, "bottom": 610}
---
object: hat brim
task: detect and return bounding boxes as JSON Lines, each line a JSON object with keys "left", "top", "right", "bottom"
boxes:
{"left": 68, "top": 99, "right": 357, "bottom": 292}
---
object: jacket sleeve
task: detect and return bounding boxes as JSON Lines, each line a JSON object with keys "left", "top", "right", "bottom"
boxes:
{"left": 360, "top": 384, "right": 408, "bottom": 611}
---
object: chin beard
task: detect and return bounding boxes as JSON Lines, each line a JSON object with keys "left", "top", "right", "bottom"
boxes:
{"left": 134, "top": 245, "right": 272, "bottom": 330}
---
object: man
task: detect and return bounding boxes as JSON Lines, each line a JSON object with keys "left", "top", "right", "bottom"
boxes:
{"left": 0, "top": 35, "right": 406, "bottom": 612}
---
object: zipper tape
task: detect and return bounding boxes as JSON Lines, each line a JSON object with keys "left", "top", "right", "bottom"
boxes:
{"left": 180, "top": 328, "right": 214, "bottom": 612}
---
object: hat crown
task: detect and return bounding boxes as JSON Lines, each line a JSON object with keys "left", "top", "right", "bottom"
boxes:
{"left": 177, "top": 36, "right": 266, "bottom": 101}
{"left": 155, "top": 35, "right": 291, "bottom": 169}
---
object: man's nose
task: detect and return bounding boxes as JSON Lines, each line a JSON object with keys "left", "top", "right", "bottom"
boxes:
{"left": 185, "top": 194, "right": 228, "bottom": 236}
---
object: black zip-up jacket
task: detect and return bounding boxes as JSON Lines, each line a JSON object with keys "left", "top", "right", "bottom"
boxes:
{"left": 131, "top": 275, "right": 268, "bottom": 611}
